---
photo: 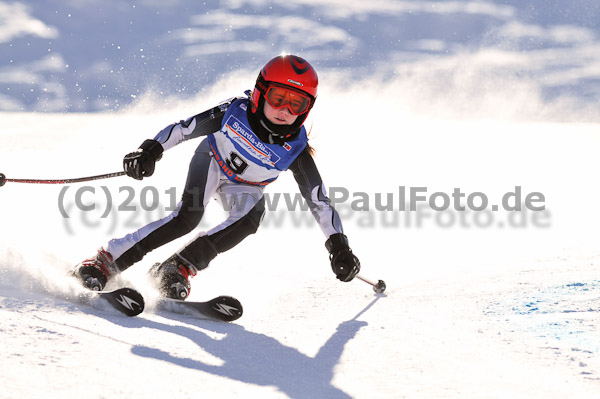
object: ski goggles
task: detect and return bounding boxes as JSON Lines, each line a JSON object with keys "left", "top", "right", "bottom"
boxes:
{"left": 264, "top": 85, "right": 312, "bottom": 115}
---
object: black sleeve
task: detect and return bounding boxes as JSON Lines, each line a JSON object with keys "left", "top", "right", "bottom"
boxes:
{"left": 288, "top": 146, "right": 344, "bottom": 238}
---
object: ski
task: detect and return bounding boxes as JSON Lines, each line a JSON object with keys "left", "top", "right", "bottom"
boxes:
{"left": 78, "top": 287, "right": 145, "bottom": 317}
{"left": 156, "top": 295, "right": 243, "bottom": 322}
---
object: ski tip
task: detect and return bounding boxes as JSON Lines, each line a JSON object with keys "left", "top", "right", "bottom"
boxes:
{"left": 102, "top": 287, "right": 145, "bottom": 317}
{"left": 154, "top": 295, "right": 243, "bottom": 321}
{"left": 211, "top": 296, "right": 243, "bottom": 322}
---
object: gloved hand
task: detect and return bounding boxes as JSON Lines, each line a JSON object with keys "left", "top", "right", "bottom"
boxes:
{"left": 325, "top": 233, "right": 360, "bottom": 282}
{"left": 123, "top": 139, "right": 164, "bottom": 180}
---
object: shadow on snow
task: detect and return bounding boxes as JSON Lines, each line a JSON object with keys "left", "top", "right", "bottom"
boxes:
{"left": 130, "top": 297, "right": 382, "bottom": 399}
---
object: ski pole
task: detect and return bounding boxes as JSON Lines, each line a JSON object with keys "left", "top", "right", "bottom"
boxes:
{"left": 356, "top": 274, "right": 386, "bottom": 293}
{"left": 0, "top": 171, "right": 126, "bottom": 187}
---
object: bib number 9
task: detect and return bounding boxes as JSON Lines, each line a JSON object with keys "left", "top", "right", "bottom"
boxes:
{"left": 226, "top": 152, "right": 249, "bottom": 175}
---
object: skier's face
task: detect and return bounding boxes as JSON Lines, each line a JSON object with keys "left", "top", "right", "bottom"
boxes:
{"left": 263, "top": 101, "right": 298, "bottom": 125}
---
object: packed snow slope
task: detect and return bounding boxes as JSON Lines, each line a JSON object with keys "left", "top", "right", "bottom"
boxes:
{"left": 1, "top": 77, "right": 600, "bottom": 398}
{"left": 2, "top": 1, "right": 600, "bottom": 398}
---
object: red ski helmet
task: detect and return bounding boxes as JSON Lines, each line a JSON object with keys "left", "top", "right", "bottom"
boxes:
{"left": 249, "top": 55, "right": 318, "bottom": 143}
{"left": 252, "top": 54, "right": 318, "bottom": 111}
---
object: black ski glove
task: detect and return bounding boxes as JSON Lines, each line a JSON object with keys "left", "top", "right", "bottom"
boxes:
{"left": 123, "top": 139, "right": 164, "bottom": 180}
{"left": 325, "top": 233, "right": 360, "bottom": 282}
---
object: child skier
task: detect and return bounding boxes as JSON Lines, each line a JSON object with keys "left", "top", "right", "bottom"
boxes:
{"left": 73, "top": 54, "right": 361, "bottom": 299}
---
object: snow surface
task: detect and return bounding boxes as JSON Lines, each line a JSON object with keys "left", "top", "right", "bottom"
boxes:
{"left": 2, "top": 1, "right": 600, "bottom": 398}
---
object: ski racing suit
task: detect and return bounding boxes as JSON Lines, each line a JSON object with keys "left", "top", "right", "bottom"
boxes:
{"left": 106, "top": 94, "right": 344, "bottom": 272}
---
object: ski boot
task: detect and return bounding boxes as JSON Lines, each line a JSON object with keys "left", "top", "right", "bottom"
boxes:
{"left": 72, "top": 248, "right": 119, "bottom": 291}
{"left": 148, "top": 254, "right": 197, "bottom": 300}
